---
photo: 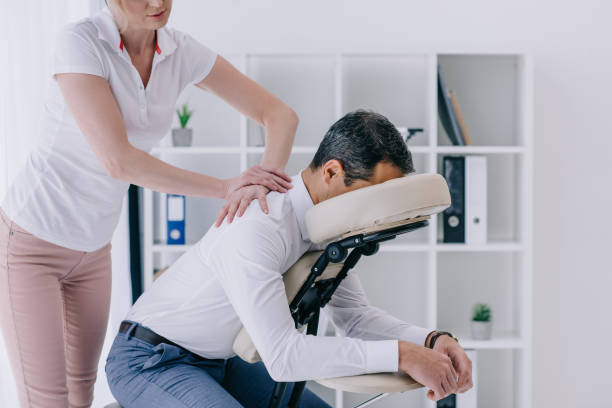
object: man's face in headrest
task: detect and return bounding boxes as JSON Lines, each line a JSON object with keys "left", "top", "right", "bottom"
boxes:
{"left": 303, "top": 109, "right": 412, "bottom": 204}
{"left": 315, "top": 159, "right": 404, "bottom": 203}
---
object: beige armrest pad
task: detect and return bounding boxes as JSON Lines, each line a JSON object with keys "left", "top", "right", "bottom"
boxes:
{"left": 315, "top": 372, "right": 423, "bottom": 394}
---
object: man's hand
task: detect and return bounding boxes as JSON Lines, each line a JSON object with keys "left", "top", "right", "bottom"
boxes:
{"left": 398, "top": 340, "right": 458, "bottom": 401}
{"left": 432, "top": 336, "right": 473, "bottom": 395}
{"left": 215, "top": 185, "right": 270, "bottom": 227}
{"left": 398, "top": 338, "right": 473, "bottom": 401}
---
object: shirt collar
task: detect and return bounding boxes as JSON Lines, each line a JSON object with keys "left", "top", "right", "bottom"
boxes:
{"left": 92, "top": 7, "right": 177, "bottom": 58}
{"left": 288, "top": 171, "right": 315, "bottom": 242}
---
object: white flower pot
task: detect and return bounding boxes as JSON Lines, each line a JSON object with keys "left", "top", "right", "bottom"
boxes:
{"left": 172, "top": 128, "right": 193, "bottom": 147}
{"left": 471, "top": 320, "right": 492, "bottom": 340}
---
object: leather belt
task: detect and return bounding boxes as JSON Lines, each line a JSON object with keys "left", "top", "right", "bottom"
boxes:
{"left": 119, "top": 320, "right": 190, "bottom": 353}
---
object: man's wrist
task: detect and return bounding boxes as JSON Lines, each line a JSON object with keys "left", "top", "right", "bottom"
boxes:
{"left": 425, "top": 330, "right": 438, "bottom": 348}
{"left": 429, "top": 331, "right": 459, "bottom": 349}
{"left": 398, "top": 340, "right": 417, "bottom": 372}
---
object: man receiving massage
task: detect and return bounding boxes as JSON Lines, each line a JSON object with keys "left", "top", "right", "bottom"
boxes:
{"left": 105, "top": 110, "right": 473, "bottom": 408}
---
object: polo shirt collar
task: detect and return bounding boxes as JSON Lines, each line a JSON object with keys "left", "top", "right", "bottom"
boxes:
{"left": 288, "top": 171, "right": 315, "bottom": 242}
{"left": 92, "top": 7, "right": 177, "bottom": 58}
{"left": 155, "top": 26, "right": 177, "bottom": 58}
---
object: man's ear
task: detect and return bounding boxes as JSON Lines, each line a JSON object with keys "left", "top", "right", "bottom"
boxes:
{"left": 321, "top": 159, "right": 344, "bottom": 186}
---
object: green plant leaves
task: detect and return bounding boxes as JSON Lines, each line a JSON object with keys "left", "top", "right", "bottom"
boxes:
{"left": 176, "top": 103, "right": 193, "bottom": 129}
{"left": 472, "top": 302, "right": 491, "bottom": 322}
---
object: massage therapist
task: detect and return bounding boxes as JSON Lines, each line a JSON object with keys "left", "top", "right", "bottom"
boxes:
{"left": 0, "top": 1, "right": 297, "bottom": 407}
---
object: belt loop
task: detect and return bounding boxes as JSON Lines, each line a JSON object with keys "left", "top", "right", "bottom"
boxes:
{"left": 125, "top": 321, "right": 138, "bottom": 340}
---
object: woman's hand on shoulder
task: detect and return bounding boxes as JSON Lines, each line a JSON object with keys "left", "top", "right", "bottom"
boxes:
{"left": 215, "top": 184, "right": 270, "bottom": 227}
{"left": 215, "top": 166, "right": 293, "bottom": 227}
{"left": 222, "top": 165, "right": 292, "bottom": 199}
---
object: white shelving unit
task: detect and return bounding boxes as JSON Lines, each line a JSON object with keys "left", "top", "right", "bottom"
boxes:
{"left": 142, "top": 52, "right": 533, "bottom": 408}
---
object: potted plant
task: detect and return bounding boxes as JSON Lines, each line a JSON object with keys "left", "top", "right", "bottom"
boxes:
{"left": 471, "top": 302, "right": 492, "bottom": 340}
{"left": 172, "top": 103, "right": 194, "bottom": 146}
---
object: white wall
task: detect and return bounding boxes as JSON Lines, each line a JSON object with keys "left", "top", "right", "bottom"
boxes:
{"left": 167, "top": 1, "right": 612, "bottom": 407}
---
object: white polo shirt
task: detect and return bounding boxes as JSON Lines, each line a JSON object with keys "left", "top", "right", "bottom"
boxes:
{"left": 1, "top": 8, "right": 217, "bottom": 251}
{"left": 126, "top": 173, "right": 433, "bottom": 382}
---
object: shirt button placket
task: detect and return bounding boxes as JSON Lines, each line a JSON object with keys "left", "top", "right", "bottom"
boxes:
{"left": 138, "top": 84, "right": 147, "bottom": 122}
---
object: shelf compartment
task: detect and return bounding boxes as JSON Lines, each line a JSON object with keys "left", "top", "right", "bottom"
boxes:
{"left": 246, "top": 55, "right": 337, "bottom": 147}
{"left": 167, "top": 55, "right": 243, "bottom": 147}
{"left": 474, "top": 349, "right": 516, "bottom": 408}
{"left": 436, "top": 153, "right": 523, "bottom": 243}
{"left": 341, "top": 55, "right": 430, "bottom": 147}
{"left": 151, "top": 153, "right": 239, "bottom": 245}
{"left": 437, "top": 252, "right": 521, "bottom": 343}
{"left": 354, "top": 252, "right": 430, "bottom": 328}
{"left": 437, "top": 54, "right": 523, "bottom": 147}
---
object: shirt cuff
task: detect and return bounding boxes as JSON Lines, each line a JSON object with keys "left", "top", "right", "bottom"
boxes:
{"left": 401, "top": 326, "right": 436, "bottom": 347}
{"left": 365, "top": 339, "right": 399, "bottom": 373}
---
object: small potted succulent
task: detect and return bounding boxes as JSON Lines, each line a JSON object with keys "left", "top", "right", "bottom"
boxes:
{"left": 172, "top": 103, "right": 194, "bottom": 146}
{"left": 471, "top": 302, "right": 492, "bottom": 340}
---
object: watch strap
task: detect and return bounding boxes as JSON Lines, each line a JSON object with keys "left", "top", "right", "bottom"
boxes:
{"left": 429, "top": 331, "right": 459, "bottom": 349}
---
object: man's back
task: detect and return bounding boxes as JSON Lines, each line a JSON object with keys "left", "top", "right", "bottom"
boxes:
{"left": 126, "top": 174, "right": 315, "bottom": 358}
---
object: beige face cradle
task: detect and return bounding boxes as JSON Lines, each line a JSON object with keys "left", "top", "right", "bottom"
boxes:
{"left": 232, "top": 173, "right": 451, "bottom": 408}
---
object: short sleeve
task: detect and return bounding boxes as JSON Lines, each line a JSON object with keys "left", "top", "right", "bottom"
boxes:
{"left": 52, "top": 27, "right": 106, "bottom": 79}
{"left": 180, "top": 33, "right": 218, "bottom": 85}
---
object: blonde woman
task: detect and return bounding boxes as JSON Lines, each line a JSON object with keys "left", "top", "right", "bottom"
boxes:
{"left": 0, "top": 0, "right": 297, "bottom": 407}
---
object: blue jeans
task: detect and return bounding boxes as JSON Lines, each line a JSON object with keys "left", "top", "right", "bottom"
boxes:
{"left": 105, "top": 321, "right": 331, "bottom": 408}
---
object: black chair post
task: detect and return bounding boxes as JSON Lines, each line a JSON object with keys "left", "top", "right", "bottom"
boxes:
{"left": 267, "top": 310, "right": 320, "bottom": 408}
{"left": 287, "top": 310, "right": 320, "bottom": 408}
{"left": 267, "top": 382, "right": 288, "bottom": 408}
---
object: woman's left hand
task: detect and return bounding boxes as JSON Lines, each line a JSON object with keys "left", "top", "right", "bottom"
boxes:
{"left": 215, "top": 184, "right": 271, "bottom": 227}
{"left": 223, "top": 165, "right": 292, "bottom": 198}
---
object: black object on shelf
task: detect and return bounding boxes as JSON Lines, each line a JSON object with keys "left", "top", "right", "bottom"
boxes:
{"left": 128, "top": 185, "right": 143, "bottom": 303}
{"left": 438, "top": 66, "right": 465, "bottom": 146}
{"left": 442, "top": 156, "right": 465, "bottom": 243}
{"left": 406, "top": 128, "right": 424, "bottom": 143}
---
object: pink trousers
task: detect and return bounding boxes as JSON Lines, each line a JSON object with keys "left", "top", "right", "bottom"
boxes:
{"left": 0, "top": 208, "right": 112, "bottom": 408}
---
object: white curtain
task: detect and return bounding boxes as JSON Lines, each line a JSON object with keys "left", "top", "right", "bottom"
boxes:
{"left": 1, "top": 1, "right": 89, "bottom": 197}
{"left": 1, "top": 1, "right": 132, "bottom": 406}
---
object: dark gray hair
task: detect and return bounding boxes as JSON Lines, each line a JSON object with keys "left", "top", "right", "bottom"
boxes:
{"left": 309, "top": 109, "right": 414, "bottom": 185}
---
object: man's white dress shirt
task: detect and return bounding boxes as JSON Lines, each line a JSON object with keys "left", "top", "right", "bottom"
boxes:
{"left": 127, "top": 173, "right": 433, "bottom": 382}
{"left": 1, "top": 8, "right": 217, "bottom": 251}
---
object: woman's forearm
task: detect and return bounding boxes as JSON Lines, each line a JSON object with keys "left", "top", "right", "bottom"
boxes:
{"left": 195, "top": 57, "right": 298, "bottom": 172}
{"left": 260, "top": 105, "right": 299, "bottom": 171}
{"left": 115, "top": 147, "right": 226, "bottom": 199}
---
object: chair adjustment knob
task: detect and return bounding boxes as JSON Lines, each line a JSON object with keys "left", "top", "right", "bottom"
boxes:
{"left": 326, "top": 244, "right": 347, "bottom": 262}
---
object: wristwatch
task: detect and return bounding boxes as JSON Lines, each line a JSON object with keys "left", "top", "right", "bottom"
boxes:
{"left": 428, "top": 331, "right": 459, "bottom": 349}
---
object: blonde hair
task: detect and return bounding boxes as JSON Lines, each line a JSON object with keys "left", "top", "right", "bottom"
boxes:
{"left": 105, "top": 0, "right": 129, "bottom": 33}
